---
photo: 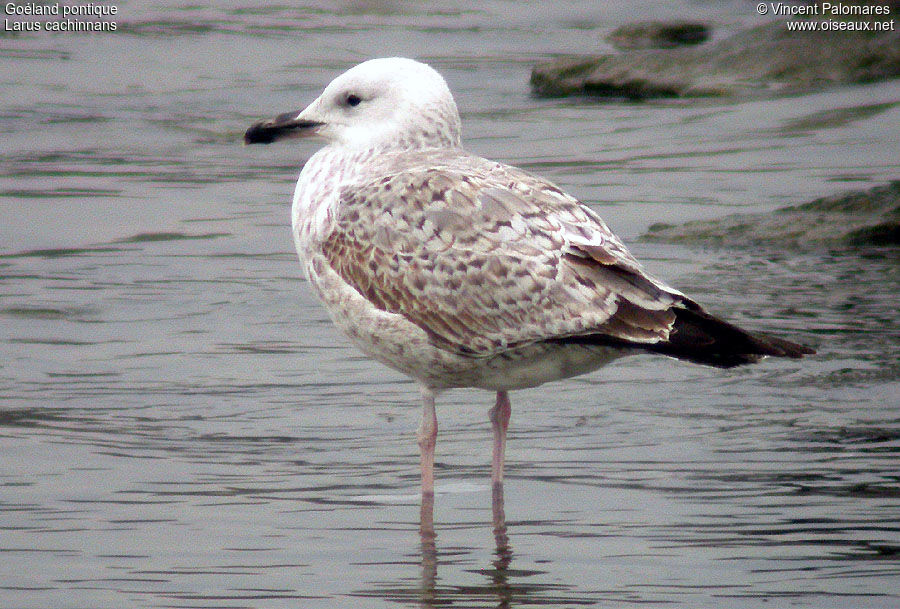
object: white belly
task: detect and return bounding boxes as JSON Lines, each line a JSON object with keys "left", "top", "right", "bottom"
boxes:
{"left": 305, "top": 254, "right": 625, "bottom": 392}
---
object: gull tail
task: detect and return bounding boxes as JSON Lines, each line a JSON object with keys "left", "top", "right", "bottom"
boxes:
{"left": 645, "top": 307, "right": 815, "bottom": 369}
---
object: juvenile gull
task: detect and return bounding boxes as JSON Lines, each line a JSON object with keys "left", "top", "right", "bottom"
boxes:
{"left": 245, "top": 57, "right": 813, "bottom": 501}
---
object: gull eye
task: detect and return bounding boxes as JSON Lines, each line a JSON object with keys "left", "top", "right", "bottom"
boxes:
{"left": 345, "top": 93, "right": 362, "bottom": 107}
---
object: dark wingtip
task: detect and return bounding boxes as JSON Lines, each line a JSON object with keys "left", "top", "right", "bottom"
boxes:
{"left": 658, "top": 308, "right": 816, "bottom": 368}
{"left": 755, "top": 333, "right": 816, "bottom": 359}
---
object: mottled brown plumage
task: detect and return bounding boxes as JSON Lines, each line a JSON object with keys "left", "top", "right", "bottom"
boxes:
{"left": 319, "top": 150, "right": 687, "bottom": 358}
{"left": 316, "top": 148, "right": 811, "bottom": 367}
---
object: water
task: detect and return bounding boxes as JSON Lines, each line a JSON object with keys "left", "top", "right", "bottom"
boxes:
{"left": 2, "top": 2, "right": 899, "bottom": 607}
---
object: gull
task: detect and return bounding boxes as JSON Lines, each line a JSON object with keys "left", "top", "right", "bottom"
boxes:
{"left": 244, "top": 57, "right": 813, "bottom": 503}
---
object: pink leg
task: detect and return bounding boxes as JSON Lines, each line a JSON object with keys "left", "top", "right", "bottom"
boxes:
{"left": 489, "top": 390, "right": 511, "bottom": 490}
{"left": 417, "top": 387, "right": 437, "bottom": 497}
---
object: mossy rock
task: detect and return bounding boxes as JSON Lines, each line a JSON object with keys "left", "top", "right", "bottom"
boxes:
{"left": 532, "top": 14, "right": 900, "bottom": 99}
{"left": 642, "top": 181, "right": 900, "bottom": 250}
{"left": 606, "top": 21, "right": 711, "bottom": 50}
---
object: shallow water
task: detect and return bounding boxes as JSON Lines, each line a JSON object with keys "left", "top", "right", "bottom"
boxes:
{"left": 2, "top": 2, "right": 899, "bottom": 608}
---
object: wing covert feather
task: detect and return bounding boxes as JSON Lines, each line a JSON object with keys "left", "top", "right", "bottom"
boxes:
{"left": 320, "top": 154, "right": 684, "bottom": 357}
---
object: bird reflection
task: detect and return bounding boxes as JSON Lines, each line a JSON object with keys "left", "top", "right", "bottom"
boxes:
{"left": 353, "top": 481, "right": 581, "bottom": 607}
{"left": 488, "top": 484, "right": 514, "bottom": 608}
{"left": 419, "top": 493, "right": 437, "bottom": 607}
{"left": 417, "top": 484, "right": 513, "bottom": 608}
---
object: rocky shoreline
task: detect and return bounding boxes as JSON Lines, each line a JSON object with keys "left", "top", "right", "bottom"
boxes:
{"left": 531, "top": 14, "right": 900, "bottom": 99}
{"left": 642, "top": 182, "right": 900, "bottom": 250}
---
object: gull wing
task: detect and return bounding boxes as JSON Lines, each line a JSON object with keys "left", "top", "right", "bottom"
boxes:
{"left": 318, "top": 151, "right": 687, "bottom": 358}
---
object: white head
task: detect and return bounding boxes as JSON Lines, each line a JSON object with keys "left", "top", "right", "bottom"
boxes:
{"left": 245, "top": 57, "right": 462, "bottom": 151}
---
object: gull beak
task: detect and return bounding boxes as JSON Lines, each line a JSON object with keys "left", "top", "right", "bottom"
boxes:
{"left": 244, "top": 109, "right": 324, "bottom": 145}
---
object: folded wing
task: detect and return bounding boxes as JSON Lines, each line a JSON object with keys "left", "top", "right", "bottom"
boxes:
{"left": 320, "top": 151, "right": 691, "bottom": 358}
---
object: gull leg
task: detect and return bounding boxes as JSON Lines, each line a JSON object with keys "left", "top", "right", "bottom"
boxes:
{"left": 489, "top": 390, "right": 511, "bottom": 490}
{"left": 417, "top": 387, "right": 438, "bottom": 497}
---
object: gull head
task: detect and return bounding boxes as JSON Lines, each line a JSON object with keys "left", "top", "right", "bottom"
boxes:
{"left": 245, "top": 57, "right": 462, "bottom": 151}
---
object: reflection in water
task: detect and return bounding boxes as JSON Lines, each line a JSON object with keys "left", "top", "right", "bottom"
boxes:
{"left": 364, "top": 485, "right": 585, "bottom": 608}
{"left": 488, "top": 485, "right": 513, "bottom": 609}
{"left": 419, "top": 494, "right": 437, "bottom": 608}
{"left": 418, "top": 486, "right": 513, "bottom": 608}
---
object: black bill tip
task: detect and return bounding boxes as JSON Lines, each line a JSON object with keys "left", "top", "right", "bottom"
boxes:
{"left": 244, "top": 111, "right": 323, "bottom": 145}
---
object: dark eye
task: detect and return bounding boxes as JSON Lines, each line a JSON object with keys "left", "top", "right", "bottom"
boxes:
{"left": 345, "top": 94, "right": 362, "bottom": 107}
